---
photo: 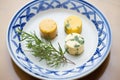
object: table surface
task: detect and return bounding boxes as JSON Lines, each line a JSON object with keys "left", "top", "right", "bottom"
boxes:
{"left": 0, "top": 0, "right": 120, "bottom": 80}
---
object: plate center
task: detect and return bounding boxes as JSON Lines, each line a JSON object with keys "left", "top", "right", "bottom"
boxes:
{"left": 22, "top": 9, "right": 98, "bottom": 71}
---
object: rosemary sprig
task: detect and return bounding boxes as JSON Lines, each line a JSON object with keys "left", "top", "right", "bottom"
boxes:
{"left": 17, "top": 29, "right": 75, "bottom": 67}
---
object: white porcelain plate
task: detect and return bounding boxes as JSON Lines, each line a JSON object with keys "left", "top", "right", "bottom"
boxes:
{"left": 7, "top": 0, "right": 112, "bottom": 79}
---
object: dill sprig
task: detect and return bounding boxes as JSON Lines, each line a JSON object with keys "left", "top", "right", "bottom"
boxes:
{"left": 17, "top": 29, "right": 75, "bottom": 67}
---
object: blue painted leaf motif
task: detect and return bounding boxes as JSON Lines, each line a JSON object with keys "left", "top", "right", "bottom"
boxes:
{"left": 20, "top": 15, "right": 26, "bottom": 19}
{"left": 62, "top": 69, "right": 74, "bottom": 75}
{"left": 62, "top": 4, "right": 68, "bottom": 9}
{"left": 70, "top": 2, "right": 80, "bottom": 12}
{"left": 32, "top": 6, "right": 39, "bottom": 13}
{"left": 26, "top": 7, "right": 35, "bottom": 21}
{"left": 27, "top": 13, "right": 35, "bottom": 21}
{"left": 87, "top": 11, "right": 95, "bottom": 15}
{"left": 20, "top": 22, "right": 26, "bottom": 30}
{"left": 94, "top": 48, "right": 102, "bottom": 57}
{"left": 13, "top": 24, "right": 20, "bottom": 29}
{"left": 46, "top": 1, "right": 54, "bottom": 9}
{"left": 76, "top": 63, "right": 86, "bottom": 72}
{"left": 34, "top": 1, "right": 46, "bottom": 13}
{"left": 11, "top": 40, "right": 24, "bottom": 54}
{"left": 98, "top": 37, "right": 106, "bottom": 48}
{"left": 12, "top": 40, "right": 18, "bottom": 48}
{"left": 87, "top": 48, "right": 102, "bottom": 67}
{"left": 82, "top": 5, "right": 91, "bottom": 19}
{"left": 12, "top": 24, "right": 20, "bottom": 39}
{"left": 62, "top": 0, "right": 70, "bottom": 9}
{"left": 92, "top": 20, "right": 98, "bottom": 27}
{"left": 17, "top": 56, "right": 33, "bottom": 70}
{"left": 45, "top": 69, "right": 59, "bottom": 75}
{"left": 16, "top": 43, "right": 24, "bottom": 54}
{"left": 55, "top": 0, "right": 61, "bottom": 8}
{"left": 56, "top": 4, "right": 61, "bottom": 8}
{"left": 26, "top": 7, "right": 30, "bottom": 15}
{"left": 12, "top": 22, "right": 25, "bottom": 40}
{"left": 12, "top": 30, "right": 20, "bottom": 40}
{"left": 97, "top": 21, "right": 104, "bottom": 36}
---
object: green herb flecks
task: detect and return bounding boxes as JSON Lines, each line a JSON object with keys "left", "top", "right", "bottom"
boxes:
{"left": 65, "top": 20, "right": 70, "bottom": 32}
{"left": 17, "top": 29, "right": 75, "bottom": 67}
{"left": 74, "top": 44, "right": 80, "bottom": 48}
{"left": 74, "top": 35, "right": 84, "bottom": 45}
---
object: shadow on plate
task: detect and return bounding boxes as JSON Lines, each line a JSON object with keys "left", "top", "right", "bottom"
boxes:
{"left": 12, "top": 52, "right": 110, "bottom": 80}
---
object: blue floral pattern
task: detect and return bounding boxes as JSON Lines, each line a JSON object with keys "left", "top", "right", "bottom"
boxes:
{"left": 7, "top": 0, "right": 111, "bottom": 79}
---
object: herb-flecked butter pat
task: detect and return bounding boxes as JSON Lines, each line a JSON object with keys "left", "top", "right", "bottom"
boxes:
{"left": 65, "top": 33, "right": 84, "bottom": 55}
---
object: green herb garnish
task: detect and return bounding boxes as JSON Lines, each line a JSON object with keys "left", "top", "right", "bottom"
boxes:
{"left": 17, "top": 29, "right": 75, "bottom": 67}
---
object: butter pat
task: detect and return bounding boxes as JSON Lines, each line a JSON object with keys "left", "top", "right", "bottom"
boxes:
{"left": 39, "top": 19, "right": 57, "bottom": 39}
{"left": 64, "top": 15, "right": 82, "bottom": 34}
{"left": 65, "top": 33, "right": 84, "bottom": 55}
